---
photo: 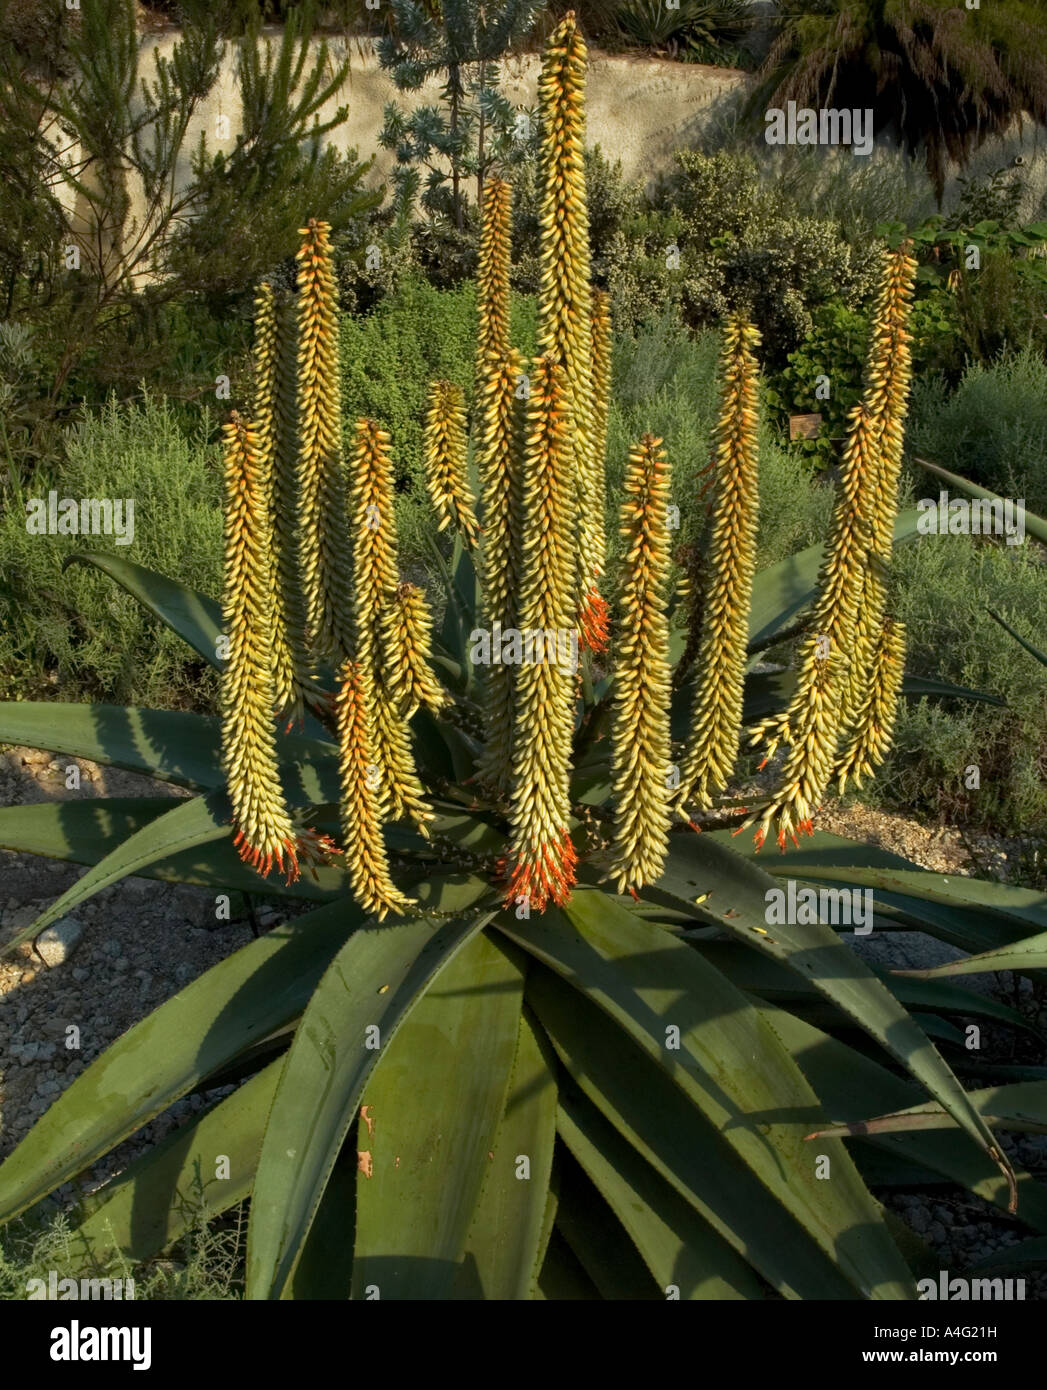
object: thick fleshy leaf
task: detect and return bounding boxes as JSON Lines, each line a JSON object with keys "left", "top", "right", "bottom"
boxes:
{"left": 557, "top": 1088, "right": 766, "bottom": 1300}
{"left": 0, "top": 701, "right": 337, "bottom": 795}
{"left": 64, "top": 1060, "right": 281, "bottom": 1274}
{"left": 0, "top": 798, "right": 353, "bottom": 905}
{"left": 456, "top": 1005, "right": 558, "bottom": 1300}
{"left": 554, "top": 1150, "right": 660, "bottom": 1299}
{"left": 757, "top": 1003, "right": 1047, "bottom": 1233}
{"left": 527, "top": 965, "right": 863, "bottom": 1299}
{"left": 988, "top": 609, "right": 1047, "bottom": 668}
{"left": 893, "top": 930, "right": 1047, "bottom": 980}
{"left": 684, "top": 939, "right": 1037, "bottom": 1036}
{"left": 349, "top": 928, "right": 524, "bottom": 1301}
{"left": 246, "top": 877, "right": 499, "bottom": 1300}
{"left": 62, "top": 554, "right": 333, "bottom": 734}
{"left": 0, "top": 703, "right": 221, "bottom": 791}
{"left": 912, "top": 459, "right": 1047, "bottom": 547}
{"left": 2, "top": 792, "right": 234, "bottom": 953}
{"left": 510, "top": 890, "right": 914, "bottom": 1297}
{"left": 967, "top": 1238, "right": 1047, "bottom": 1276}
{"left": 713, "top": 830, "right": 1025, "bottom": 956}
{"left": 0, "top": 899, "right": 363, "bottom": 1223}
{"left": 0, "top": 798, "right": 173, "bottom": 864}
{"left": 808, "top": 1080, "right": 1047, "bottom": 1141}
{"left": 644, "top": 833, "right": 1017, "bottom": 1205}
{"left": 64, "top": 552, "right": 224, "bottom": 668}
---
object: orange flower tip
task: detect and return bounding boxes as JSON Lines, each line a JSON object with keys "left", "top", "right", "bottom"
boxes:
{"left": 777, "top": 829, "right": 788, "bottom": 853}
{"left": 628, "top": 887, "right": 640, "bottom": 903}
{"left": 757, "top": 757, "right": 769, "bottom": 771}
{"left": 687, "top": 818, "right": 702, "bottom": 835}
{"left": 752, "top": 828, "right": 766, "bottom": 852}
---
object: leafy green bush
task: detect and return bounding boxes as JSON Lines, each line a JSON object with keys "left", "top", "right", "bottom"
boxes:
{"left": 604, "top": 150, "right": 882, "bottom": 359}
{"left": 338, "top": 275, "right": 537, "bottom": 556}
{"left": 863, "top": 526, "right": 1047, "bottom": 832}
{"left": 0, "top": 394, "right": 222, "bottom": 709}
{"left": 908, "top": 351, "right": 1047, "bottom": 517}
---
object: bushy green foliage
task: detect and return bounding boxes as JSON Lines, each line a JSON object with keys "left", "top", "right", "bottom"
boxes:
{"left": 764, "top": 301, "right": 869, "bottom": 469}
{"left": 338, "top": 274, "right": 537, "bottom": 556}
{"left": 867, "top": 529, "right": 1047, "bottom": 832}
{"left": 909, "top": 351, "right": 1047, "bottom": 517}
{"left": 0, "top": 1204, "right": 244, "bottom": 1301}
{"left": 879, "top": 212, "right": 1047, "bottom": 377}
{"left": 604, "top": 150, "right": 881, "bottom": 359}
{"left": 0, "top": 395, "right": 222, "bottom": 708}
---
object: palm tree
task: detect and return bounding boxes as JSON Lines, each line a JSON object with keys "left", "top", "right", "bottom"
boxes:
{"left": 751, "top": 0, "right": 1047, "bottom": 201}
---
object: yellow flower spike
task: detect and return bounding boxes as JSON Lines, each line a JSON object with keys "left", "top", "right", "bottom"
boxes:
{"left": 253, "top": 284, "right": 313, "bottom": 727}
{"left": 475, "top": 175, "right": 512, "bottom": 391}
{"left": 677, "top": 315, "right": 761, "bottom": 817}
{"left": 382, "top": 580, "right": 448, "bottom": 718}
{"left": 609, "top": 434, "right": 673, "bottom": 894}
{"left": 840, "top": 247, "right": 917, "bottom": 732}
{"left": 347, "top": 417, "right": 434, "bottom": 837}
{"left": 422, "top": 378, "right": 479, "bottom": 549}
{"left": 536, "top": 11, "right": 605, "bottom": 652}
{"left": 505, "top": 354, "right": 579, "bottom": 912}
{"left": 295, "top": 219, "right": 355, "bottom": 665}
{"left": 335, "top": 657, "right": 417, "bottom": 920}
{"left": 346, "top": 417, "right": 401, "bottom": 676}
{"left": 738, "top": 636, "right": 845, "bottom": 853}
{"left": 835, "top": 619, "right": 908, "bottom": 794}
{"left": 220, "top": 410, "right": 300, "bottom": 882}
{"left": 746, "top": 397, "right": 879, "bottom": 760}
{"left": 476, "top": 349, "right": 526, "bottom": 793}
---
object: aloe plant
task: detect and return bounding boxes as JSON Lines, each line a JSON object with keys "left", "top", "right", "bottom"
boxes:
{"left": 2, "top": 13, "right": 1047, "bottom": 1301}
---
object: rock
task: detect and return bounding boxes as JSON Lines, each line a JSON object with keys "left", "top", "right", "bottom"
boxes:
{"left": 909, "top": 1206, "right": 931, "bottom": 1234}
{"left": 35, "top": 916, "right": 84, "bottom": 968}
{"left": 113, "top": 956, "right": 130, "bottom": 972}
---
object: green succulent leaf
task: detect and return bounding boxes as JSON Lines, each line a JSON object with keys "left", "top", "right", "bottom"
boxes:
{"left": 246, "top": 875, "right": 499, "bottom": 1300}
{"left": 644, "top": 833, "right": 1017, "bottom": 1206}
{"left": 456, "top": 1004, "right": 558, "bottom": 1299}
{"left": 349, "top": 927, "right": 524, "bottom": 1301}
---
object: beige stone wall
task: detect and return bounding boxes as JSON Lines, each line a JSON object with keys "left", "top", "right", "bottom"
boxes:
{"left": 65, "top": 28, "right": 1047, "bottom": 269}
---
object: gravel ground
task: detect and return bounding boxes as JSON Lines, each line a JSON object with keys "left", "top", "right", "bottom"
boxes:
{"left": 1, "top": 741, "right": 1045, "bottom": 1295}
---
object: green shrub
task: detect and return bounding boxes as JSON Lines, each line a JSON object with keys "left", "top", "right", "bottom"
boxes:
{"left": 604, "top": 150, "right": 882, "bottom": 359}
{"left": 908, "top": 351, "right": 1047, "bottom": 517}
{"left": 0, "top": 394, "right": 222, "bottom": 709}
{"left": 338, "top": 275, "right": 537, "bottom": 557}
{"left": 862, "top": 528, "right": 1047, "bottom": 832}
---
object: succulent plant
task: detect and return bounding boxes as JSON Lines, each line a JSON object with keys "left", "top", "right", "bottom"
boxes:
{"left": 2, "top": 12, "right": 1045, "bottom": 1302}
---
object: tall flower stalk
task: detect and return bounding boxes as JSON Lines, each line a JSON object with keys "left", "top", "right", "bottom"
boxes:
{"left": 220, "top": 411, "right": 300, "bottom": 880}
{"left": 347, "top": 418, "right": 433, "bottom": 835}
{"left": 505, "top": 354, "right": 578, "bottom": 911}
{"left": 295, "top": 219, "right": 355, "bottom": 665}
{"left": 476, "top": 348, "right": 526, "bottom": 792}
{"left": 743, "top": 246, "right": 917, "bottom": 849}
{"left": 423, "top": 378, "right": 479, "bottom": 549}
{"left": 609, "top": 434, "right": 673, "bottom": 893}
{"left": 676, "top": 315, "right": 761, "bottom": 818}
{"left": 535, "top": 11, "right": 606, "bottom": 653}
